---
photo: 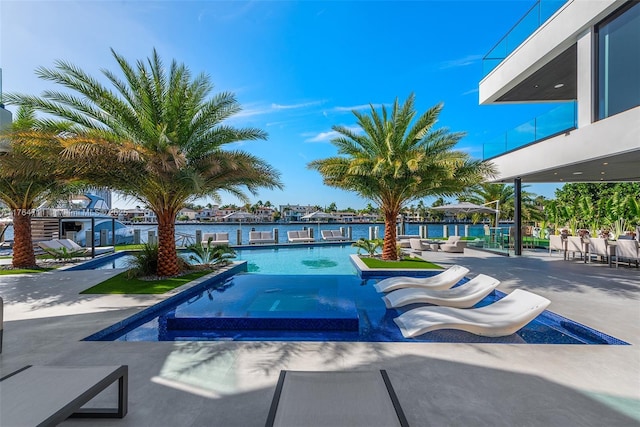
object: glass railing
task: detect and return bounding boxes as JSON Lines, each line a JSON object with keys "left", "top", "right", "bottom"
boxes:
{"left": 483, "top": 0, "right": 567, "bottom": 76}
{"left": 483, "top": 101, "right": 576, "bottom": 160}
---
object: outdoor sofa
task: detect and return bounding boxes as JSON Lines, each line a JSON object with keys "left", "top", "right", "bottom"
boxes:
{"left": 440, "top": 236, "right": 468, "bottom": 253}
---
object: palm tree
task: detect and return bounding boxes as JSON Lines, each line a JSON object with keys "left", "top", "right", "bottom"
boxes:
{"left": 0, "top": 107, "right": 76, "bottom": 268}
{"left": 7, "top": 49, "right": 282, "bottom": 276}
{"left": 309, "top": 94, "right": 495, "bottom": 260}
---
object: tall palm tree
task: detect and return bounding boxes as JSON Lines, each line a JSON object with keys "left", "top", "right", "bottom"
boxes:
{"left": 0, "top": 107, "right": 76, "bottom": 268}
{"left": 309, "top": 94, "right": 495, "bottom": 260}
{"left": 7, "top": 49, "right": 282, "bottom": 276}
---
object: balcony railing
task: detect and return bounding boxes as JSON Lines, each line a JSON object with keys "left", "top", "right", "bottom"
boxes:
{"left": 483, "top": 0, "right": 567, "bottom": 77}
{"left": 483, "top": 101, "right": 577, "bottom": 160}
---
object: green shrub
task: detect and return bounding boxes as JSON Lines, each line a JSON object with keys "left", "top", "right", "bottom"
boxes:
{"left": 352, "top": 238, "right": 383, "bottom": 257}
{"left": 126, "top": 244, "right": 159, "bottom": 278}
{"left": 187, "top": 239, "right": 236, "bottom": 267}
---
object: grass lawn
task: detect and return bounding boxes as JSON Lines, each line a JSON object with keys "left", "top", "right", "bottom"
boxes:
{"left": 81, "top": 269, "right": 214, "bottom": 294}
{"left": 115, "top": 244, "right": 146, "bottom": 251}
{"left": 0, "top": 267, "right": 56, "bottom": 275}
{"left": 360, "top": 256, "right": 441, "bottom": 269}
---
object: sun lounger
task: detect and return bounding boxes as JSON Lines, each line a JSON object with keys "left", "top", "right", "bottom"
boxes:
{"left": 373, "top": 265, "right": 470, "bottom": 293}
{"left": 393, "top": 289, "right": 550, "bottom": 338}
{"left": 320, "top": 230, "right": 348, "bottom": 241}
{"left": 249, "top": 231, "right": 276, "bottom": 244}
{"left": 201, "top": 232, "right": 230, "bottom": 246}
{"left": 382, "top": 273, "right": 500, "bottom": 309}
{"left": 0, "top": 365, "right": 128, "bottom": 426}
{"left": 287, "top": 230, "right": 314, "bottom": 243}
{"left": 265, "top": 370, "right": 409, "bottom": 427}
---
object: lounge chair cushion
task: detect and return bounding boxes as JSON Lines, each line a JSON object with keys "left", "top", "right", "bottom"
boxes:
{"left": 393, "top": 289, "right": 550, "bottom": 338}
{"left": 382, "top": 274, "right": 500, "bottom": 309}
{"left": 374, "top": 265, "right": 469, "bottom": 293}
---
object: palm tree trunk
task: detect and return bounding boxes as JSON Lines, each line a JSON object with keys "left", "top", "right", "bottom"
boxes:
{"left": 12, "top": 211, "right": 37, "bottom": 268}
{"left": 156, "top": 210, "right": 180, "bottom": 277}
{"left": 382, "top": 210, "right": 399, "bottom": 261}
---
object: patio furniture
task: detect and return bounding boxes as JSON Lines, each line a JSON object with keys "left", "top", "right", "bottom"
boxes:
{"left": 382, "top": 273, "right": 500, "bottom": 309}
{"left": 440, "top": 236, "right": 467, "bottom": 253}
{"left": 374, "top": 265, "right": 469, "bottom": 293}
{"left": 408, "top": 238, "right": 431, "bottom": 252}
{"left": 397, "top": 234, "right": 420, "bottom": 248}
{"left": 585, "top": 237, "right": 609, "bottom": 263}
{"left": 265, "top": 370, "right": 409, "bottom": 427}
{"left": 393, "top": 289, "right": 550, "bottom": 338}
{"left": 548, "top": 235, "right": 566, "bottom": 259}
{"left": 287, "top": 230, "right": 314, "bottom": 243}
{"left": 614, "top": 239, "right": 640, "bottom": 268}
{"left": 320, "top": 230, "right": 349, "bottom": 241}
{"left": 0, "top": 365, "right": 128, "bottom": 426}
{"left": 201, "top": 232, "right": 230, "bottom": 246}
{"left": 566, "top": 236, "right": 587, "bottom": 262}
{"left": 249, "top": 231, "right": 276, "bottom": 244}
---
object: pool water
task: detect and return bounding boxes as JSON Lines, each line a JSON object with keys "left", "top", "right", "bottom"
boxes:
{"left": 78, "top": 245, "right": 360, "bottom": 275}
{"left": 85, "top": 272, "right": 628, "bottom": 345}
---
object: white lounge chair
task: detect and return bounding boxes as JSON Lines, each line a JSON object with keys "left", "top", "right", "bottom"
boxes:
{"left": 321, "top": 230, "right": 348, "bottom": 241}
{"left": 393, "top": 289, "right": 551, "bottom": 338}
{"left": 287, "top": 230, "right": 314, "bottom": 243}
{"left": 201, "top": 232, "right": 230, "bottom": 246}
{"left": 249, "top": 231, "right": 276, "bottom": 244}
{"left": 614, "top": 239, "right": 639, "bottom": 268}
{"left": 373, "top": 265, "right": 470, "bottom": 293}
{"left": 382, "top": 274, "right": 500, "bottom": 309}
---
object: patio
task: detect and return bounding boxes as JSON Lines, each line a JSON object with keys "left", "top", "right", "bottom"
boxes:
{"left": 0, "top": 248, "right": 638, "bottom": 426}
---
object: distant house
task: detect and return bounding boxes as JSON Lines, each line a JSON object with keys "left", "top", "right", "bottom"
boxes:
{"left": 279, "top": 204, "right": 317, "bottom": 222}
{"left": 178, "top": 208, "right": 197, "bottom": 220}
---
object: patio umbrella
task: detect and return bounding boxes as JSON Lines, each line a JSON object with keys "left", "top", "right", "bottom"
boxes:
{"left": 301, "top": 211, "right": 337, "bottom": 236}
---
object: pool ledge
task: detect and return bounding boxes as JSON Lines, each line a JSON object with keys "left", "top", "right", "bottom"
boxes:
{"left": 350, "top": 254, "right": 441, "bottom": 278}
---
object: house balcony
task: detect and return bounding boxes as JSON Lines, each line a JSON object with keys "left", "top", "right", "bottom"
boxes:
{"left": 483, "top": 0, "right": 567, "bottom": 77}
{"left": 483, "top": 101, "right": 576, "bottom": 160}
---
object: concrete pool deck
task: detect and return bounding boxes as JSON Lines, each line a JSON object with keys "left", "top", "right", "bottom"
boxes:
{"left": 1, "top": 248, "right": 639, "bottom": 426}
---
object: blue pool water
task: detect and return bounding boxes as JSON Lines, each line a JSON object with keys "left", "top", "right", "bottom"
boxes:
{"left": 74, "top": 245, "right": 360, "bottom": 275}
{"left": 85, "top": 269, "right": 628, "bottom": 345}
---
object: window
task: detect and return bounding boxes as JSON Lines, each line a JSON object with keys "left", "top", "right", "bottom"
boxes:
{"left": 596, "top": 1, "right": 640, "bottom": 120}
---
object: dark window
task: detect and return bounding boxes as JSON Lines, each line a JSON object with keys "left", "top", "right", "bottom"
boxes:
{"left": 596, "top": 1, "right": 640, "bottom": 120}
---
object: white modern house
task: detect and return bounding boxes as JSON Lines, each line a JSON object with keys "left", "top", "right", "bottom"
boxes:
{"left": 479, "top": 0, "right": 639, "bottom": 254}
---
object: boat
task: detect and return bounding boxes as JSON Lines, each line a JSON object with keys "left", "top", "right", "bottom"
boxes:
{"left": 31, "top": 193, "right": 135, "bottom": 246}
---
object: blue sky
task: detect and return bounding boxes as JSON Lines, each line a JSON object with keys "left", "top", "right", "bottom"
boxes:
{"left": 1, "top": 0, "right": 562, "bottom": 210}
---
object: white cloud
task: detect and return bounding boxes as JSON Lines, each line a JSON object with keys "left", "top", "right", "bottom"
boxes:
{"left": 462, "top": 88, "right": 479, "bottom": 96}
{"left": 439, "top": 54, "right": 483, "bottom": 70}
{"left": 271, "top": 100, "right": 326, "bottom": 110}
{"left": 304, "top": 125, "right": 362, "bottom": 143}
{"left": 333, "top": 104, "right": 380, "bottom": 112}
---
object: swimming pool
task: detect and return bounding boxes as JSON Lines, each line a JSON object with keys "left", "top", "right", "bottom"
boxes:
{"left": 73, "top": 245, "right": 360, "bottom": 275}
{"left": 85, "top": 270, "right": 628, "bottom": 345}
